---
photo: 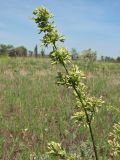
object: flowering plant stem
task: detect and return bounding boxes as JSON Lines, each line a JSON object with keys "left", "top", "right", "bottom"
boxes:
{"left": 53, "top": 42, "right": 98, "bottom": 160}
{"left": 32, "top": 7, "right": 103, "bottom": 159}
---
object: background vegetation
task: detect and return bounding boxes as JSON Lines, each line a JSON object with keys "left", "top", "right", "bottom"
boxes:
{"left": 0, "top": 56, "right": 119, "bottom": 159}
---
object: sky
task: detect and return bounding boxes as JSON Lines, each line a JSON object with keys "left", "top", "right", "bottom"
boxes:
{"left": 0, "top": 0, "right": 120, "bottom": 58}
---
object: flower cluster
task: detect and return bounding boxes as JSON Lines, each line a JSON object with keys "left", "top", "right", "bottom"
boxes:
{"left": 48, "top": 141, "right": 66, "bottom": 159}
{"left": 33, "top": 7, "right": 54, "bottom": 32}
{"left": 108, "top": 122, "right": 120, "bottom": 157}
{"left": 50, "top": 48, "right": 71, "bottom": 65}
{"left": 56, "top": 65, "right": 85, "bottom": 88}
{"left": 33, "top": 7, "right": 64, "bottom": 47}
{"left": 48, "top": 142, "right": 77, "bottom": 160}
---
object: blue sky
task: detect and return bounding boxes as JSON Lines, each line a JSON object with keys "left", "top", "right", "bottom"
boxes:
{"left": 0, "top": 0, "right": 120, "bottom": 58}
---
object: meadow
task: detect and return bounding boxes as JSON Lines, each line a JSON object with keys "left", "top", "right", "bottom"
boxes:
{"left": 0, "top": 57, "right": 120, "bottom": 159}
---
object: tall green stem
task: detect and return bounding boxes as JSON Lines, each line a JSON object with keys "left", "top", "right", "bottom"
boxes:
{"left": 63, "top": 63, "right": 98, "bottom": 160}
{"left": 53, "top": 43, "right": 98, "bottom": 160}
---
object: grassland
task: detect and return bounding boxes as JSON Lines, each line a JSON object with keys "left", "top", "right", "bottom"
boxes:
{"left": 0, "top": 57, "right": 120, "bottom": 159}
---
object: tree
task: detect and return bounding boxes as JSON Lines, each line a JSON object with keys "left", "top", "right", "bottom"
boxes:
{"left": 71, "top": 48, "right": 79, "bottom": 60}
{"left": 8, "top": 46, "right": 27, "bottom": 57}
{"left": 28, "top": 50, "right": 33, "bottom": 57}
{"left": 0, "top": 44, "right": 14, "bottom": 55}
{"left": 104, "top": 56, "right": 115, "bottom": 62}
{"left": 116, "top": 56, "right": 120, "bottom": 62}
{"left": 34, "top": 44, "right": 38, "bottom": 57}
{"left": 81, "top": 48, "right": 97, "bottom": 69}
{"left": 101, "top": 56, "right": 104, "bottom": 61}
{"left": 82, "top": 48, "right": 97, "bottom": 62}
{"left": 41, "top": 48, "right": 45, "bottom": 57}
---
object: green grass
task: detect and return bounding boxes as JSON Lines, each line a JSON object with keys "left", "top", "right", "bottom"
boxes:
{"left": 0, "top": 57, "right": 120, "bottom": 159}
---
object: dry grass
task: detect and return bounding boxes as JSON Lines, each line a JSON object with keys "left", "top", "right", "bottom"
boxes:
{"left": 0, "top": 57, "right": 119, "bottom": 159}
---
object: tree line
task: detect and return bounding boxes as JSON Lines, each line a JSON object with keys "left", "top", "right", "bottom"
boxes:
{"left": 71, "top": 48, "right": 120, "bottom": 63}
{"left": 0, "top": 44, "right": 45, "bottom": 57}
{"left": 0, "top": 44, "right": 120, "bottom": 62}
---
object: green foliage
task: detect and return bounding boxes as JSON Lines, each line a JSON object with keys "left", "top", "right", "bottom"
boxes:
{"left": 48, "top": 142, "right": 77, "bottom": 160}
{"left": 108, "top": 122, "right": 120, "bottom": 158}
{"left": 33, "top": 7, "right": 64, "bottom": 47}
{"left": 0, "top": 44, "right": 14, "bottom": 55}
{"left": 42, "top": 30, "right": 65, "bottom": 47}
{"left": 32, "top": 7, "right": 54, "bottom": 33}
{"left": 50, "top": 48, "right": 71, "bottom": 65}
{"left": 71, "top": 48, "right": 79, "bottom": 60}
{"left": 48, "top": 142, "right": 66, "bottom": 159}
{"left": 56, "top": 65, "right": 85, "bottom": 87}
{"left": 82, "top": 48, "right": 96, "bottom": 62}
{"left": 81, "top": 48, "right": 97, "bottom": 69}
{"left": 16, "top": 46, "right": 27, "bottom": 57}
{"left": 71, "top": 111, "right": 86, "bottom": 125}
{"left": 8, "top": 46, "right": 27, "bottom": 57}
{"left": 116, "top": 56, "right": 120, "bottom": 62}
